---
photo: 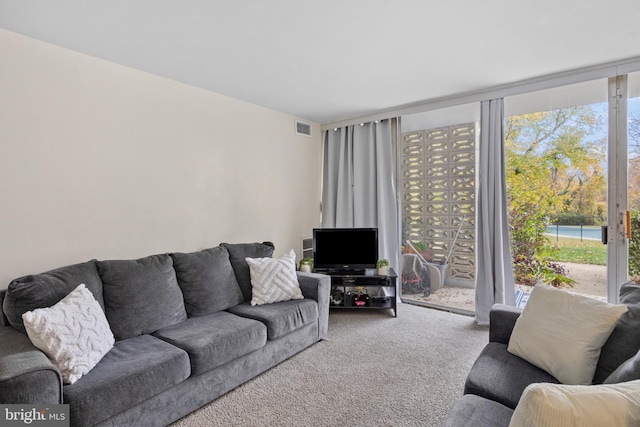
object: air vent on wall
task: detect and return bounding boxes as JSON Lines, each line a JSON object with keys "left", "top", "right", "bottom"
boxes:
{"left": 295, "top": 120, "right": 312, "bottom": 136}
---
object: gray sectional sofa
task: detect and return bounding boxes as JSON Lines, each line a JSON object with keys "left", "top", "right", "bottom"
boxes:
{"left": 0, "top": 242, "right": 330, "bottom": 427}
{"left": 442, "top": 282, "right": 640, "bottom": 426}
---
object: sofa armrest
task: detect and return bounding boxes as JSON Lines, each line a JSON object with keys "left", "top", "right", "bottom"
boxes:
{"left": 0, "top": 326, "right": 63, "bottom": 404}
{"left": 1, "top": 289, "right": 10, "bottom": 326}
{"left": 297, "top": 272, "right": 331, "bottom": 340}
{"left": 489, "top": 304, "right": 523, "bottom": 345}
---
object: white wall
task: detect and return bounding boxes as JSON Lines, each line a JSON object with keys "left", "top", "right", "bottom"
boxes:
{"left": 0, "top": 30, "right": 322, "bottom": 288}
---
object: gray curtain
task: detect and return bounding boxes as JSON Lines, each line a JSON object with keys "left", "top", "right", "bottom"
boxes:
{"left": 321, "top": 120, "right": 400, "bottom": 278}
{"left": 475, "top": 98, "right": 516, "bottom": 326}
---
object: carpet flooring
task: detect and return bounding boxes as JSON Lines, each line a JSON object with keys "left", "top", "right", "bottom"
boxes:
{"left": 170, "top": 303, "right": 488, "bottom": 427}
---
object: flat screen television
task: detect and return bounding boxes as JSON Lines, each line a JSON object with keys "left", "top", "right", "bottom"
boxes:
{"left": 313, "top": 228, "right": 378, "bottom": 273}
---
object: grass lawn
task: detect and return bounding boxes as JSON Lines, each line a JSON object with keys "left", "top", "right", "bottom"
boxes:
{"left": 549, "top": 236, "right": 607, "bottom": 265}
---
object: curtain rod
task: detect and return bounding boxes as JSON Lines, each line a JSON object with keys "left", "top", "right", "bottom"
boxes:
{"left": 329, "top": 119, "right": 389, "bottom": 131}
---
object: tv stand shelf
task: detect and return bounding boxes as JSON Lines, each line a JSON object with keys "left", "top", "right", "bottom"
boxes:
{"left": 324, "top": 269, "right": 397, "bottom": 317}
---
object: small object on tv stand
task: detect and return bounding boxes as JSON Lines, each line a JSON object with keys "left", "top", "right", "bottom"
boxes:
{"left": 376, "top": 258, "right": 390, "bottom": 276}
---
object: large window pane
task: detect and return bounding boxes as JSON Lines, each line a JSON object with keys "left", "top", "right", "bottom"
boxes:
{"left": 504, "top": 79, "right": 608, "bottom": 302}
{"left": 627, "top": 72, "right": 640, "bottom": 285}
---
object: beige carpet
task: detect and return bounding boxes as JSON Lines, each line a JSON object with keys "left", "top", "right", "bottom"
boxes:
{"left": 170, "top": 303, "right": 488, "bottom": 427}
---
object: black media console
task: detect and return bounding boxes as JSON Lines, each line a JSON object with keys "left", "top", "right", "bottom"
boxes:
{"left": 321, "top": 268, "right": 397, "bottom": 317}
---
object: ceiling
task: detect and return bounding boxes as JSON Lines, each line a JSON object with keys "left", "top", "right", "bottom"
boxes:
{"left": 1, "top": 1, "right": 640, "bottom": 124}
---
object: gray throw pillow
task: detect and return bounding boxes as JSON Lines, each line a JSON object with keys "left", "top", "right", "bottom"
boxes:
{"left": 98, "top": 254, "right": 187, "bottom": 341}
{"left": 170, "top": 246, "right": 244, "bottom": 317}
{"left": 594, "top": 282, "right": 640, "bottom": 383}
{"left": 604, "top": 348, "right": 640, "bottom": 384}
{"left": 3, "top": 260, "right": 104, "bottom": 334}
{"left": 220, "top": 242, "right": 275, "bottom": 301}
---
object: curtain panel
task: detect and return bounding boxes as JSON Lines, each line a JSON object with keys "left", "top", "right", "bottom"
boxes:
{"left": 475, "top": 98, "right": 516, "bottom": 325}
{"left": 321, "top": 120, "right": 399, "bottom": 277}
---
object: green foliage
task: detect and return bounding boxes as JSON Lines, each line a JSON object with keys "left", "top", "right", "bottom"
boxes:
{"left": 630, "top": 157, "right": 640, "bottom": 211}
{"left": 539, "top": 265, "right": 576, "bottom": 287}
{"left": 509, "top": 203, "right": 572, "bottom": 286}
{"left": 552, "top": 237, "right": 607, "bottom": 266}
{"left": 376, "top": 259, "right": 390, "bottom": 268}
{"left": 630, "top": 210, "right": 640, "bottom": 277}
{"left": 505, "top": 106, "right": 606, "bottom": 219}
{"left": 299, "top": 257, "right": 313, "bottom": 270}
{"left": 509, "top": 203, "right": 554, "bottom": 260}
{"left": 551, "top": 213, "right": 605, "bottom": 226}
{"left": 512, "top": 253, "right": 574, "bottom": 287}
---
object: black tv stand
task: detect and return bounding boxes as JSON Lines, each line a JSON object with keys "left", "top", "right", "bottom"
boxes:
{"left": 322, "top": 269, "right": 397, "bottom": 317}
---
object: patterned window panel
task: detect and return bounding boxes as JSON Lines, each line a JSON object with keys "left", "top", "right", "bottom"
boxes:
{"left": 401, "top": 123, "right": 477, "bottom": 287}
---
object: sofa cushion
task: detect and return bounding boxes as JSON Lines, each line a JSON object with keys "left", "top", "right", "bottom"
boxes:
{"left": 22, "top": 284, "right": 114, "bottom": 384}
{"left": 98, "top": 254, "right": 187, "bottom": 341}
{"left": 153, "top": 311, "right": 266, "bottom": 375}
{"left": 63, "top": 334, "right": 190, "bottom": 427}
{"left": 226, "top": 299, "right": 318, "bottom": 340}
{"left": 247, "top": 249, "right": 303, "bottom": 306}
{"left": 509, "top": 380, "right": 640, "bottom": 427}
{"left": 604, "top": 348, "right": 640, "bottom": 384}
{"left": 594, "top": 282, "right": 640, "bottom": 384}
{"left": 464, "top": 342, "right": 560, "bottom": 409}
{"left": 0, "top": 290, "right": 8, "bottom": 327}
{"left": 3, "top": 260, "right": 104, "bottom": 334}
{"left": 507, "top": 284, "right": 626, "bottom": 385}
{"left": 170, "top": 247, "right": 244, "bottom": 317}
{"left": 442, "top": 394, "right": 514, "bottom": 427}
{"left": 220, "top": 242, "right": 275, "bottom": 301}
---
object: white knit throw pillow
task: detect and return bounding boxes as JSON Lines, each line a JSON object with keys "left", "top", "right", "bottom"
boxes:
{"left": 22, "top": 284, "right": 115, "bottom": 384}
{"left": 247, "top": 249, "right": 303, "bottom": 306}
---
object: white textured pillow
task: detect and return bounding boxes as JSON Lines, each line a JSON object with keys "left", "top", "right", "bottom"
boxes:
{"left": 247, "top": 249, "right": 303, "bottom": 306}
{"left": 22, "top": 284, "right": 115, "bottom": 384}
{"left": 508, "top": 284, "right": 627, "bottom": 385}
{"left": 509, "top": 380, "right": 640, "bottom": 427}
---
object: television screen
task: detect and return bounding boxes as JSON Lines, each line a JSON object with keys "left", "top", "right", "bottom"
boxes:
{"left": 313, "top": 228, "right": 378, "bottom": 273}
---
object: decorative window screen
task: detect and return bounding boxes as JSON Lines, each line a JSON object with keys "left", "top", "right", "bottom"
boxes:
{"left": 401, "top": 123, "right": 477, "bottom": 286}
